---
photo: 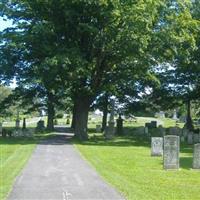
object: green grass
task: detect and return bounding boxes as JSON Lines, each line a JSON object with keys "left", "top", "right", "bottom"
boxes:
{"left": 0, "top": 130, "right": 55, "bottom": 200}
{"left": 75, "top": 128, "right": 200, "bottom": 200}
{"left": 0, "top": 137, "right": 36, "bottom": 200}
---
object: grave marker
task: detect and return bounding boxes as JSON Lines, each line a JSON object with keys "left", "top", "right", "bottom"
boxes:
{"left": 187, "top": 132, "right": 193, "bottom": 145}
{"left": 151, "top": 137, "right": 163, "bottom": 156}
{"left": 193, "top": 144, "right": 200, "bottom": 169}
{"left": 163, "top": 135, "right": 179, "bottom": 170}
{"left": 96, "top": 125, "right": 101, "bottom": 133}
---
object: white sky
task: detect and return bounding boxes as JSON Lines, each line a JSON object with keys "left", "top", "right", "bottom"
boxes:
{"left": 0, "top": 17, "right": 17, "bottom": 88}
{"left": 0, "top": 17, "right": 13, "bottom": 31}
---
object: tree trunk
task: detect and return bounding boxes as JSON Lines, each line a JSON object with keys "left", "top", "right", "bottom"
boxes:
{"left": 102, "top": 95, "right": 108, "bottom": 132}
{"left": 74, "top": 95, "right": 91, "bottom": 140}
{"left": 71, "top": 102, "right": 77, "bottom": 129}
{"left": 47, "top": 94, "right": 55, "bottom": 131}
{"left": 185, "top": 99, "right": 193, "bottom": 130}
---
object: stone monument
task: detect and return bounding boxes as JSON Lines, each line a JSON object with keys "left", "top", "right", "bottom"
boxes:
{"left": 96, "top": 125, "right": 102, "bottom": 133}
{"left": 193, "top": 143, "right": 200, "bottom": 169}
{"left": 0, "top": 123, "right": 2, "bottom": 136}
{"left": 23, "top": 118, "right": 26, "bottom": 129}
{"left": 187, "top": 132, "right": 193, "bottom": 145}
{"left": 116, "top": 114, "right": 123, "bottom": 135}
{"left": 105, "top": 99, "right": 115, "bottom": 139}
{"left": 151, "top": 137, "right": 163, "bottom": 156}
{"left": 163, "top": 135, "right": 179, "bottom": 170}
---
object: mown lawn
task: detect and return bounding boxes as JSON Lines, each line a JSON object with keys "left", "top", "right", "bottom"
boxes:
{"left": 0, "top": 137, "right": 36, "bottom": 200}
{"left": 75, "top": 128, "right": 200, "bottom": 200}
{"left": 0, "top": 131, "right": 54, "bottom": 200}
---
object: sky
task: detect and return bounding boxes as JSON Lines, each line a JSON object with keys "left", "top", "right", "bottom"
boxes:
{"left": 0, "top": 17, "right": 13, "bottom": 31}
{"left": 0, "top": 17, "right": 17, "bottom": 88}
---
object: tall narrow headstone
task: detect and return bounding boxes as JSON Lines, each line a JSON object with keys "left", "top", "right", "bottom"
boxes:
{"left": 15, "top": 119, "right": 20, "bottom": 129}
{"left": 23, "top": 118, "right": 26, "bottom": 129}
{"left": 105, "top": 99, "right": 115, "bottom": 139}
{"left": 187, "top": 132, "right": 193, "bottom": 145}
{"left": 163, "top": 135, "right": 179, "bottom": 170}
{"left": 172, "top": 109, "right": 178, "bottom": 120}
{"left": 0, "top": 123, "right": 2, "bottom": 136}
{"left": 193, "top": 143, "right": 200, "bottom": 169}
{"left": 193, "top": 134, "right": 199, "bottom": 144}
{"left": 116, "top": 114, "right": 123, "bottom": 135}
{"left": 151, "top": 137, "right": 163, "bottom": 156}
{"left": 96, "top": 125, "right": 101, "bottom": 133}
{"left": 182, "top": 128, "right": 188, "bottom": 138}
{"left": 144, "top": 127, "right": 149, "bottom": 136}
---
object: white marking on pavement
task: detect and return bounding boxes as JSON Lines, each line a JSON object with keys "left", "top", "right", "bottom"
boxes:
{"left": 63, "top": 191, "right": 72, "bottom": 200}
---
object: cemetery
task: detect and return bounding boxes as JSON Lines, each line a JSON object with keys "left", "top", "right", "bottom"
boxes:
{"left": 1, "top": 1, "right": 200, "bottom": 200}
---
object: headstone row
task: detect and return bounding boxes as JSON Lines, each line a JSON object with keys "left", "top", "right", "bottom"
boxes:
{"left": 151, "top": 135, "right": 200, "bottom": 170}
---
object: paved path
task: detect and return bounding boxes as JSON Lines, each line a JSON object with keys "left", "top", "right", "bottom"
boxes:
{"left": 7, "top": 133, "right": 124, "bottom": 200}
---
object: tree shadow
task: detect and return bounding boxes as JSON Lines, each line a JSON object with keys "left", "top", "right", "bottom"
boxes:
{"left": 72, "top": 126, "right": 151, "bottom": 148}
{"left": 180, "top": 157, "right": 193, "bottom": 170}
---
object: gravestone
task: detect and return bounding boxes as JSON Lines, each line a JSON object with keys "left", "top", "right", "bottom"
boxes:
{"left": 135, "top": 127, "right": 145, "bottom": 135}
{"left": 182, "top": 128, "right": 188, "bottom": 138}
{"left": 172, "top": 109, "right": 178, "bottom": 120}
{"left": 96, "top": 125, "right": 102, "bottom": 133}
{"left": 151, "top": 121, "right": 157, "bottom": 128}
{"left": 105, "top": 99, "right": 115, "bottom": 139}
{"left": 163, "top": 135, "right": 179, "bottom": 170}
{"left": 15, "top": 119, "right": 20, "bottom": 129}
{"left": 37, "top": 120, "right": 45, "bottom": 131}
{"left": 193, "top": 143, "right": 200, "bottom": 169}
{"left": 193, "top": 134, "right": 199, "bottom": 144}
{"left": 23, "top": 118, "right": 26, "bottom": 129}
{"left": 169, "top": 127, "right": 181, "bottom": 136}
{"left": 158, "top": 125, "right": 165, "bottom": 137}
{"left": 151, "top": 137, "right": 163, "bottom": 156}
{"left": 180, "top": 136, "right": 185, "bottom": 143}
{"left": 187, "top": 132, "right": 193, "bottom": 145}
{"left": 0, "top": 123, "right": 2, "bottom": 136}
{"left": 116, "top": 115, "right": 123, "bottom": 135}
{"left": 144, "top": 127, "right": 149, "bottom": 136}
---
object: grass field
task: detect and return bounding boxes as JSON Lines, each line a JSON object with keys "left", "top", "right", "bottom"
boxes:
{"left": 75, "top": 125, "right": 200, "bottom": 200}
{"left": 0, "top": 130, "right": 55, "bottom": 200}
{"left": 0, "top": 137, "right": 36, "bottom": 200}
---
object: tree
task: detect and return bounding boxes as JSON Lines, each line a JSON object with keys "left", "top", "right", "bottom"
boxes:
{"left": 0, "top": 0, "right": 197, "bottom": 139}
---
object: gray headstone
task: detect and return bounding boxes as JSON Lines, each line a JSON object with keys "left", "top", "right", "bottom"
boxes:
{"left": 144, "top": 127, "right": 149, "bottom": 135}
{"left": 193, "top": 134, "right": 199, "bottom": 144}
{"left": 135, "top": 127, "right": 145, "bottom": 135}
{"left": 96, "top": 125, "right": 101, "bottom": 133}
{"left": 163, "top": 135, "right": 179, "bottom": 170}
{"left": 105, "top": 123, "right": 115, "bottom": 140}
{"left": 169, "top": 127, "right": 181, "bottom": 136}
{"left": 187, "top": 132, "right": 193, "bottom": 145}
{"left": 193, "top": 143, "right": 200, "bottom": 169}
{"left": 151, "top": 137, "right": 163, "bottom": 156}
{"left": 105, "top": 99, "right": 115, "bottom": 139}
{"left": 158, "top": 126, "right": 166, "bottom": 137}
{"left": 16, "top": 119, "right": 20, "bottom": 129}
{"left": 0, "top": 123, "right": 2, "bottom": 136}
{"left": 181, "top": 136, "right": 185, "bottom": 143}
{"left": 182, "top": 128, "right": 188, "bottom": 138}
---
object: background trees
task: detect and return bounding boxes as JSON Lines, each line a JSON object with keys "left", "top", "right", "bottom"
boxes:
{"left": 0, "top": 0, "right": 198, "bottom": 139}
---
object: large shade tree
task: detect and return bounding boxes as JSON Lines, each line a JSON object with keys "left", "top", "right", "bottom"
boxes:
{"left": 0, "top": 0, "right": 197, "bottom": 139}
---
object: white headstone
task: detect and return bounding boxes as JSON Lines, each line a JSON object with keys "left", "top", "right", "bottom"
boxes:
{"left": 193, "top": 144, "right": 200, "bottom": 169}
{"left": 164, "top": 135, "right": 179, "bottom": 170}
{"left": 151, "top": 137, "right": 163, "bottom": 156}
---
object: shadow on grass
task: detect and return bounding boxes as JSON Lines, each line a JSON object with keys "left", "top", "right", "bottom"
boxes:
{"left": 180, "top": 157, "right": 193, "bottom": 170}
{"left": 0, "top": 126, "right": 74, "bottom": 146}
{"left": 72, "top": 127, "right": 151, "bottom": 148}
